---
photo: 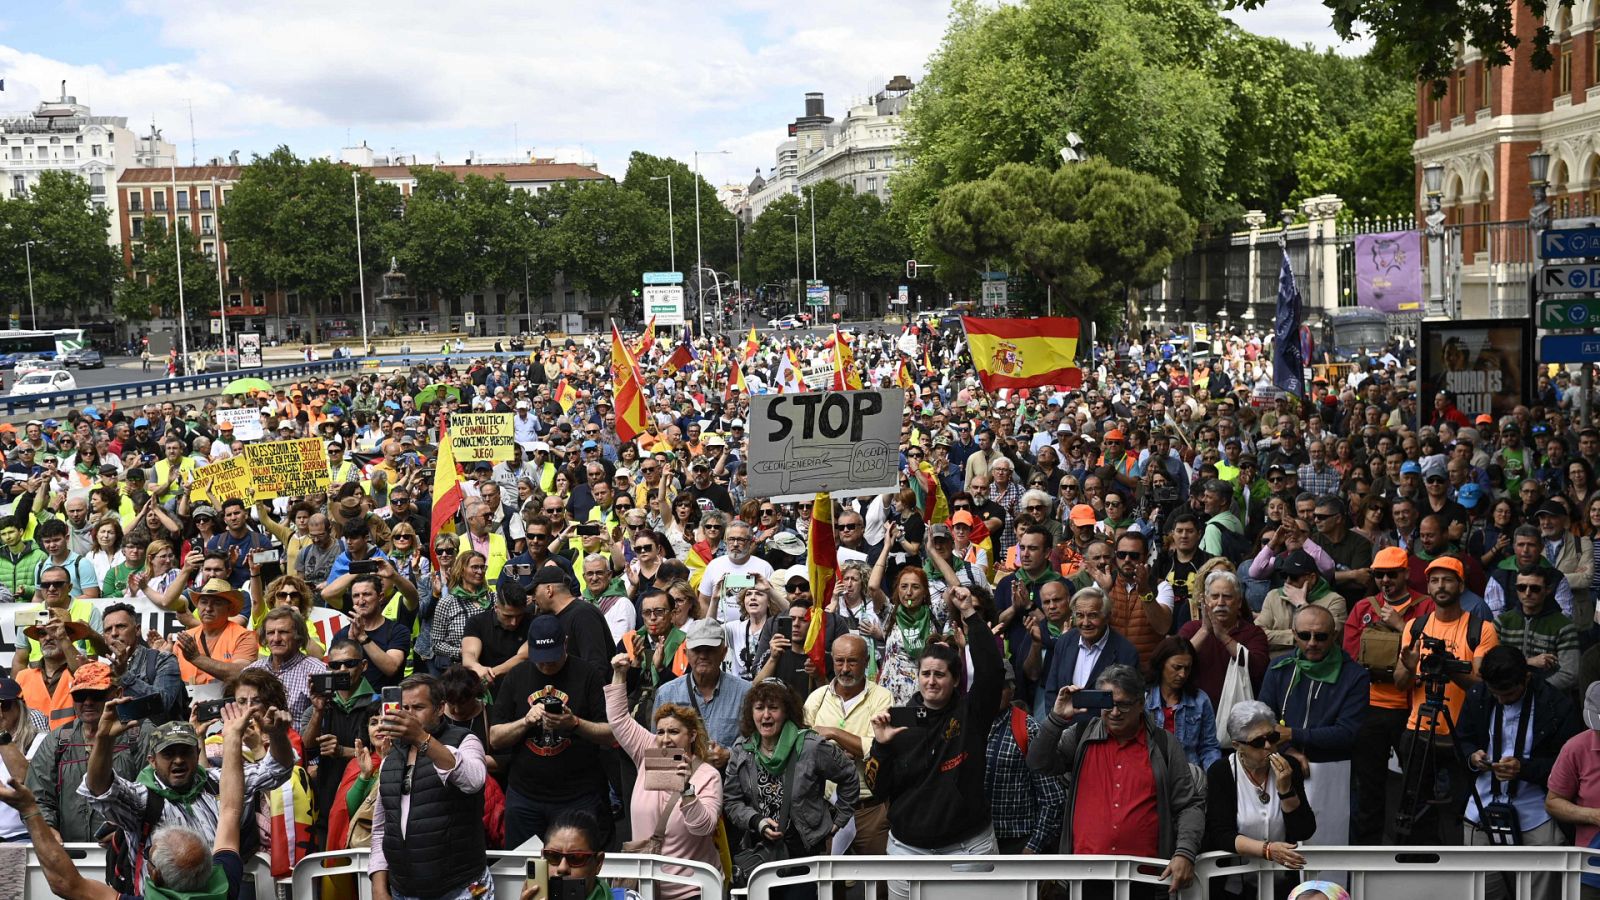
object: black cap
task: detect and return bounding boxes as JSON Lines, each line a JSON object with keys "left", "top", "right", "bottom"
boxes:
{"left": 530, "top": 565, "right": 571, "bottom": 589}
{"left": 1536, "top": 500, "right": 1569, "bottom": 519}
{"left": 1278, "top": 549, "right": 1317, "bottom": 578}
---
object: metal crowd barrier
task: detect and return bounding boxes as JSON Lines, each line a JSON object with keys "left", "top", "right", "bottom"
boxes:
{"left": 289, "top": 847, "right": 724, "bottom": 900}
{"left": 1192, "top": 845, "right": 1600, "bottom": 900}
{"left": 742, "top": 854, "right": 1196, "bottom": 900}
{"left": 0, "top": 358, "right": 360, "bottom": 417}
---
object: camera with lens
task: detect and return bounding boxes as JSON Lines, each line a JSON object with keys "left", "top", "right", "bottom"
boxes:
{"left": 1417, "top": 635, "right": 1473, "bottom": 680}
{"left": 1151, "top": 485, "right": 1179, "bottom": 505}
{"left": 310, "top": 671, "right": 353, "bottom": 696}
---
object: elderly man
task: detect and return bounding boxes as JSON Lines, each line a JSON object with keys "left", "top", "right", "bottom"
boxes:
{"left": 1260, "top": 605, "right": 1370, "bottom": 846}
{"left": 1027, "top": 664, "right": 1201, "bottom": 896}
{"left": 698, "top": 519, "right": 775, "bottom": 622}
{"left": 805, "top": 633, "right": 895, "bottom": 856}
{"left": 1036, "top": 584, "right": 1140, "bottom": 722}
{"left": 1485, "top": 524, "right": 1575, "bottom": 619}
{"left": 654, "top": 619, "right": 751, "bottom": 762}
{"left": 174, "top": 577, "right": 257, "bottom": 685}
{"left": 244, "top": 607, "right": 327, "bottom": 729}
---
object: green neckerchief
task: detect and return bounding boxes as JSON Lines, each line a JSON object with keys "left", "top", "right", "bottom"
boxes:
{"left": 1103, "top": 515, "right": 1136, "bottom": 530}
{"left": 75, "top": 461, "right": 99, "bottom": 477}
{"left": 636, "top": 626, "right": 686, "bottom": 687}
{"left": 894, "top": 602, "right": 933, "bottom": 658}
{"left": 138, "top": 764, "right": 207, "bottom": 806}
{"left": 923, "top": 556, "right": 975, "bottom": 585}
{"left": 1306, "top": 577, "right": 1335, "bottom": 605}
{"left": 143, "top": 858, "right": 230, "bottom": 900}
{"left": 1497, "top": 554, "right": 1555, "bottom": 573}
{"left": 744, "top": 720, "right": 808, "bottom": 775}
{"left": 584, "top": 576, "right": 630, "bottom": 602}
{"left": 1013, "top": 567, "right": 1061, "bottom": 588}
{"left": 587, "top": 880, "right": 612, "bottom": 900}
{"left": 1046, "top": 618, "right": 1065, "bottom": 638}
{"left": 333, "top": 677, "right": 377, "bottom": 712}
{"left": 451, "top": 584, "right": 491, "bottom": 610}
{"left": 1271, "top": 647, "right": 1344, "bottom": 691}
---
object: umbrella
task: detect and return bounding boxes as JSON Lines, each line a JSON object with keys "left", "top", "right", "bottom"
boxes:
{"left": 413, "top": 383, "right": 462, "bottom": 406}
{"left": 222, "top": 377, "right": 273, "bottom": 395}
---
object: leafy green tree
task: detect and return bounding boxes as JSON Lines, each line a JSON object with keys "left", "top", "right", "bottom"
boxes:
{"left": 544, "top": 180, "right": 664, "bottom": 320}
{"left": 1292, "top": 85, "right": 1418, "bottom": 217}
{"left": 220, "top": 147, "right": 403, "bottom": 342}
{"left": 1226, "top": 0, "right": 1565, "bottom": 88}
{"left": 744, "top": 193, "right": 810, "bottom": 305}
{"left": 621, "top": 152, "right": 736, "bottom": 279}
{"left": 0, "top": 172, "right": 121, "bottom": 325}
{"left": 119, "top": 218, "right": 219, "bottom": 327}
{"left": 929, "top": 159, "right": 1194, "bottom": 332}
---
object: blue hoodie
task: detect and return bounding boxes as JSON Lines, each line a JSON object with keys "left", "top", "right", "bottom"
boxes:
{"left": 1258, "top": 648, "right": 1371, "bottom": 762}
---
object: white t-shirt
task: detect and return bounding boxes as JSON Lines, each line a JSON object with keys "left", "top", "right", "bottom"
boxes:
{"left": 698, "top": 554, "right": 775, "bottom": 622}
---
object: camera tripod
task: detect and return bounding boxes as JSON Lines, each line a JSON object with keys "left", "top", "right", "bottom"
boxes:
{"left": 1394, "top": 676, "right": 1501, "bottom": 845}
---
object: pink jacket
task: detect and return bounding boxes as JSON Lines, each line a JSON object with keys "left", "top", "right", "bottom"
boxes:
{"left": 604, "top": 683, "right": 722, "bottom": 899}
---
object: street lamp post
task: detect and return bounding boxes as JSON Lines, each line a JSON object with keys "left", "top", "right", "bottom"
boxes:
{"left": 351, "top": 171, "right": 370, "bottom": 354}
{"left": 650, "top": 174, "right": 675, "bottom": 272}
{"left": 212, "top": 177, "right": 229, "bottom": 371}
{"left": 21, "top": 241, "right": 35, "bottom": 330}
{"left": 733, "top": 217, "right": 742, "bottom": 331}
{"left": 784, "top": 213, "right": 801, "bottom": 317}
{"left": 692, "top": 149, "right": 729, "bottom": 336}
{"left": 170, "top": 159, "right": 190, "bottom": 371}
{"left": 1423, "top": 162, "right": 1447, "bottom": 319}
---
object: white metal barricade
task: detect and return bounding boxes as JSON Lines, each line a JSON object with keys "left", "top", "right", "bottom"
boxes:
{"left": 290, "top": 848, "right": 724, "bottom": 900}
{"left": 17, "top": 845, "right": 283, "bottom": 900}
{"left": 1191, "top": 846, "right": 1600, "bottom": 900}
{"left": 742, "top": 855, "right": 1201, "bottom": 900}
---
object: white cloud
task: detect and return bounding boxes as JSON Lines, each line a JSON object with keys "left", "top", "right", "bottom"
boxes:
{"left": 0, "top": 0, "right": 1353, "bottom": 182}
{"left": 1222, "top": 0, "right": 1370, "bottom": 54}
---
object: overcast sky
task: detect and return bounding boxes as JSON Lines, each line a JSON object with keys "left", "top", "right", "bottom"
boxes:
{"left": 0, "top": 0, "right": 1368, "bottom": 189}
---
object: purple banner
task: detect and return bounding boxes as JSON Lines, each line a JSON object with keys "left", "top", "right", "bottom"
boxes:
{"left": 1354, "top": 230, "right": 1424, "bottom": 313}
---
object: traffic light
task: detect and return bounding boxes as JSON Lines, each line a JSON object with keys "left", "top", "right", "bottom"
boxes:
{"left": 906, "top": 259, "right": 917, "bottom": 279}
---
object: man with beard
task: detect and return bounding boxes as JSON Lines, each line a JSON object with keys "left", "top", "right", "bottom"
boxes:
{"left": 1394, "top": 556, "right": 1500, "bottom": 845}
{"left": 25, "top": 664, "right": 146, "bottom": 843}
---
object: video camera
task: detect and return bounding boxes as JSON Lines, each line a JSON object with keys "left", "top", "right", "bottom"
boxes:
{"left": 310, "top": 671, "right": 354, "bottom": 696}
{"left": 1417, "top": 635, "right": 1473, "bottom": 681}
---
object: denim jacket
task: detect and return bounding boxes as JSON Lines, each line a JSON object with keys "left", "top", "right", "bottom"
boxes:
{"left": 1145, "top": 686, "right": 1222, "bottom": 770}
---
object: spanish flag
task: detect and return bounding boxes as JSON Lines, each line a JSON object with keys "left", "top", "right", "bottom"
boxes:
{"left": 830, "top": 326, "right": 862, "bottom": 390}
{"left": 963, "top": 316, "right": 1082, "bottom": 391}
{"left": 429, "top": 415, "right": 464, "bottom": 567}
{"left": 724, "top": 362, "right": 747, "bottom": 404}
{"left": 895, "top": 359, "right": 915, "bottom": 390}
{"left": 804, "top": 493, "right": 837, "bottom": 676}
{"left": 611, "top": 321, "right": 648, "bottom": 442}
{"left": 923, "top": 344, "right": 936, "bottom": 377}
{"left": 636, "top": 315, "right": 658, "bottom": 358}
{"left": 553, "top": 377, "right": 576, "bottom": 413}
{"left": 742, "top": 326, "right": 760, "bottom": 362}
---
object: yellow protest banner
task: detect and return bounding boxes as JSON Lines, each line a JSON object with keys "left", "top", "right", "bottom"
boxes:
{"left": 244, "top": 438, "right": 331, "bottom": 500}
{"left": 189, "top": 456, "right": 254, "bottom": 504}
{"left": 449, "top": 412, "right": 514, "bottom": 462}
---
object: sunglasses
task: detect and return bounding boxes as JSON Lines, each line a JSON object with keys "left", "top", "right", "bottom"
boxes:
{"left": 541, "top": 849, "right": 597, "bottom": 867}
{"left": 277, "top": 590, "right": 302, "bottom": 599}
{"left": 634, "top": 543, "right": 656, "bottom": 552}
{"left": 1515, "top": 583, "right": 1543, "bottom": 593}
{"left": 1237, "top": 734, "right": 1277, "bottom": 749}
{"left": 1114, "top": 551, "right": 1142, "bottom": 560}
{"left": 394, "top": 534, "right": 414, "bottom": 541}
{"left": 327, "top": 659, "right": 362, "bottom": 670}
{"left": 39, "top": 581, "right": 69, "bottom": 589}
{"left": 436, "top": 547, "right": 457, "bottom": 555}
{"left": 1373, "top": 570, "right": 1405, "bottom": 580}
{"left": 1294, "top": 630, "right": 1331, "bottom": 643}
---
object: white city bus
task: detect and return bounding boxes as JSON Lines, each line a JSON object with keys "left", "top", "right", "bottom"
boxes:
{"left": 0, "top": 329, "right": 86, "bottom": 365}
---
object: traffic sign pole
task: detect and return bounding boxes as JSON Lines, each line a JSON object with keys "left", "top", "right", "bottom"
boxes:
{"left": 1538, "top": 221, "right": 1600, "bottom": 426}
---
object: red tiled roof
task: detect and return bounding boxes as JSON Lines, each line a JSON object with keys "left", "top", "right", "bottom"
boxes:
{"left": 119, "top": 166, "right": 242, "bottom": 183}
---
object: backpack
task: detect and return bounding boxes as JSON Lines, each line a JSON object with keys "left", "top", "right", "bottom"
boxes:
{"left": 1213, "top": 521, "right": 1251, "bottom": 565}
{"left": 1406, "top": 611, "right": 1485, "bottom": 657}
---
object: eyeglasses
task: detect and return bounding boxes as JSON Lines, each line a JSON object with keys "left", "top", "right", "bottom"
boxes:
{"left": 1114, "top": 551, "right": 1142, "bottom": 560}
{"left": 541, "top": 849, "right": 598, "bottom": 868}
{"left": 327, "top": 659, "right": 362, "bottom": 670}
{"left": 1294, "top": 630, "right": 1332, "bottom": 643}
{"left": 1237, "top": 734, "right": 1277, "bottom": 749}
{"left": 760, "top": 508, "right": 777, "bottom": 516}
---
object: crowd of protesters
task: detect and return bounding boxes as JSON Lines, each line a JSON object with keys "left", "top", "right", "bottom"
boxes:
{"left": 1, "top": 322, "right": 1599, "bottom": 900}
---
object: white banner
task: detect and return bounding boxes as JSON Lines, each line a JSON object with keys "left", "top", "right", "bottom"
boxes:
{"left": 237, "top": 333, "right": 263, "bottom": 369}
{"left": 746, "top": 389, "right": 904, "bottom": 501}
{"left": 0, "top": 598, "right": 346, "bottom": 657}
{"left": 643, "top": 286, "right": 686, "bottom": 326}
{"left": 215, "top": 407, "right": 264, "bottom": 441}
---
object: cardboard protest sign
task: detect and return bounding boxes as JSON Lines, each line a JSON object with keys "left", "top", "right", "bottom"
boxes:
{"left": 215, "top": 407, "right": 264, "bottom": 441}
{"left": 244, "top": 438, "right": 331, "bottom": 500}
{"left": 449, "top": 412, "right": 514, "bottom": 462}
{"left": 747, "top": 389, "right": 903, "bottom": 501}
{"left": 189, "top": 455, "right": 255, "bottom": 504}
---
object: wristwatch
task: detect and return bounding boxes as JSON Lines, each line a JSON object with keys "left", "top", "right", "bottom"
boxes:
{"left": 681, "top": 782, "right": 697, "bottom": 799}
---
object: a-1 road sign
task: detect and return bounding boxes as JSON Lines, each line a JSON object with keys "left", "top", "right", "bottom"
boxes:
{"left": 1541, "top": 227, "right": 1600, "bottom": 259}
{"left": 1541, "top": 334, "right": 1600, "bottom": 363}
{"left": 1540, "top": 265, "right": 1600, "bottom": 293}
{"left": 1539, "top": 298, "right": 1600, "bottom": 328}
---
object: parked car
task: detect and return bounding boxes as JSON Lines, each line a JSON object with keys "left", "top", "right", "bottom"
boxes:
{"left": 12, "top": 357, "right": 51, "bottom": 375}
{"left": 769, "top": 315, "right": 805, "bottom": 330}
{"left": 60, "top": 348, "right": 104, "bottom": 369}
{"left": 10, "top": 369, "right": 75, "bottom": 396}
